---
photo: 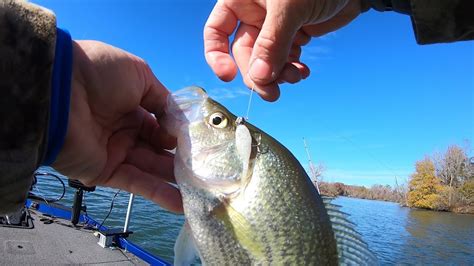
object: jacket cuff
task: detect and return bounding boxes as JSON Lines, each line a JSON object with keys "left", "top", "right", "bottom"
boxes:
{"left": 411, "top": 0, "right": 474, "bottom": 44}
{"left": 0, "top": 0, "right": 57, "bottom": 214}
{"left": 42, "top": 28, "right": 72, "bottom": 165}
{"left": 368, "top": 0, "right": 412, "bottom": 14}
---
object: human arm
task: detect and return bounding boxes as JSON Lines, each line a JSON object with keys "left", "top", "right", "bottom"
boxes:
{"left": 0, "top": 1, "right": 182, "bottom": 215}
{"left": 204, "top": 0, "right": 474, "bottom": 101}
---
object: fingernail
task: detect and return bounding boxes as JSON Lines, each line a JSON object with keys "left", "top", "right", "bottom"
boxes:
{"left": 249, "top": 58, "right": 275, "bottom": 81}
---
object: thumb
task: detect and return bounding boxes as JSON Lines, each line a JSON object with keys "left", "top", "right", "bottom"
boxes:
{"left": 249, "top": 5, "right": 302, "bottom": 85}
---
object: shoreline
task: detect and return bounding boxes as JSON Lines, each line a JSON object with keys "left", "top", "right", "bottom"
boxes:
{"left": 325, "top": 194, "right": 474, "bottom": 215}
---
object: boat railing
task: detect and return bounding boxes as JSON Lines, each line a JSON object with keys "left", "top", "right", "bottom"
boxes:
{"left": 29, "top": 171, "right": 170, "bottom": 265}
{"left": 123, "top": 193, "right": 135, "bottom": 233}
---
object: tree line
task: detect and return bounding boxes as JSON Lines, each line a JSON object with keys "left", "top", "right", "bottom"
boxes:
{"left": 316, "top": 144, "right": 473, "bottom": 214}
{"left": 407, "top": 145, "right": 473, "bottom": 213}
{"left": 318, "top": 182, "right": 406, "bottom": 203}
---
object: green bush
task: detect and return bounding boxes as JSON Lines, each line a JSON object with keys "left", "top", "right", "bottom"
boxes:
{"left": 458, "top": 180, "right": 474, "bottom": 205}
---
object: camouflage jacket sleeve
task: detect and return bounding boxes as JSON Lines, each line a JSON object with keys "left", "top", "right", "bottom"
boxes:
{"left": 0, "top": 0, "right": 56, "bottom": 214}
{"left": 411, "top": 0, "right": 474, "bottom": 44}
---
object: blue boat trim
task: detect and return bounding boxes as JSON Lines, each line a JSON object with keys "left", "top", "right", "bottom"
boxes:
{"left": 119, "top": 238, "right": 169, "bottom": 266}
{"left": 25, "top": 199, "right": 170, "bottom": 266}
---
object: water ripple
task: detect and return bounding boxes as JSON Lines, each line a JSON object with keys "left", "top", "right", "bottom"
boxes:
{"left": 35, "top": 168, "right": 474, "bottom": 264}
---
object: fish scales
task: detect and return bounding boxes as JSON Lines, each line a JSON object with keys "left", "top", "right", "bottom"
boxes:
{"left": 177, "top": 130, "right": 338, "bottom": 265}
{"left": 163, "top": 87, "right": 377, "bottom": 266}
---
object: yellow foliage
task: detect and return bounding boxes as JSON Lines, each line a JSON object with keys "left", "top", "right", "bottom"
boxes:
{"left": 407, "top": 158, "right": 447, "bottom": 210}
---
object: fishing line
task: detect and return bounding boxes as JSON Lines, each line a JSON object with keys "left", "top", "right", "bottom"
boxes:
{"left": 98, "top": 189, "right": 121, "bottom": 229}
{"left": 317, "top": 118, "right": 403, "bottom": 180}
{"left": 29, "top": 172, "right": 66, "bottom": 203}
{"left": 33, "top": 185, "right": 50, "bottom": 206}
{"left": 245, "top": 74, "right": 256, "bottom": 120}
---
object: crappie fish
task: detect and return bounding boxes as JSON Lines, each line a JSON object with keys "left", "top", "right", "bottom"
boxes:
{"left": 161, "top": 86, "right": 377, "bottom": 265}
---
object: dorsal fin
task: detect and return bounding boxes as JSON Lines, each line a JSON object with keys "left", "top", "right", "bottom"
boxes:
{"left": 323, "top": 198, "right": 379, "bottom": 266}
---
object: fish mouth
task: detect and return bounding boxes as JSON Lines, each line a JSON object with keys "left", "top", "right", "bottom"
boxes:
{"left": 161, "top": 86, "right": 208, "bottom": 136}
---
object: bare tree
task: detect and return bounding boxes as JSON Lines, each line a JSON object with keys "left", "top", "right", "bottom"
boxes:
{"left": 309, "top": 162, "right": 326, "bottom": 191}
{"left": 434, "top": 145, "right": 473, "bottom": 206}
{"left": 434, "top": 145, "right": 470, "bottom": 187}
{"left": 311, "top": 163, "right": 326, "bottom": 181}
{"left": 394, "top": 177, "right": 409, "bottom": 205}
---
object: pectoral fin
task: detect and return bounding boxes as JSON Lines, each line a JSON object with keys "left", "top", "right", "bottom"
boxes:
{"left": 212, "top": 201, "right": 265, "bottom": 261}
{"left": 174, "top": 221, "right": 199, "bottom": 266}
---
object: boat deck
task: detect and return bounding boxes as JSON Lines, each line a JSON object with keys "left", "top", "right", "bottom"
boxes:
{"left": 0, "top": 207, "right": 146, "bottom": 265}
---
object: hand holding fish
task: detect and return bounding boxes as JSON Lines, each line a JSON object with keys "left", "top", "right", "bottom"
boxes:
{"left": 51, "top": 41, "right": 183, "bottom": 213}
{"left": 204, "top": 0, "right": 365, "bottom": 101}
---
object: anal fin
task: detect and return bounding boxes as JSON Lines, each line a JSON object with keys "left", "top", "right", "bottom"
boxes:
{"left": 174, "top": 221, "right": 199, "bottom": 266}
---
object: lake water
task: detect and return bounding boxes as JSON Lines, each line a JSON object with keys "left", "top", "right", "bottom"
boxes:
{"left": 35, "top": 167, "right": 473, "bottom": 264}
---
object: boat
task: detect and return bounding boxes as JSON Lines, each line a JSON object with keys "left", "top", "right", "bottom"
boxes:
{"left": 0, "top": 171, "right": 170, "bottom": 265}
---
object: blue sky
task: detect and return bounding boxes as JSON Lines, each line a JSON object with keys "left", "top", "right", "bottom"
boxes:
{"left": 34, "top": 0, "right": 473, "bottom": 187}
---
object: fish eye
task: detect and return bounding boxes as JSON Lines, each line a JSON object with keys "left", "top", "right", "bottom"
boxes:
{"left": 209, "top": 112, "right": 228, "bottom": 128}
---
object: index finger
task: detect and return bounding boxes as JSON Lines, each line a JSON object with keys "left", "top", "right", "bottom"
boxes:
{"left": 137, "top": 63, "right": 177, "bottom": 149}
{"left": 204, "top": 2, "right": 239, "bottom": 82}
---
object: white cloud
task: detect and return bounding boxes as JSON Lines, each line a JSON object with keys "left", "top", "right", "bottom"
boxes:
{"left": 207, "top": 87, "right": 249, "bottom": 100}
{"left": 320, "top": 168, "right": 412, "bottom": 187}
{"left": 317, "top": 31, "right": 338, "bottom": 41}
{"left": 302, "top": 45, "right": 332, "bottom": 61}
